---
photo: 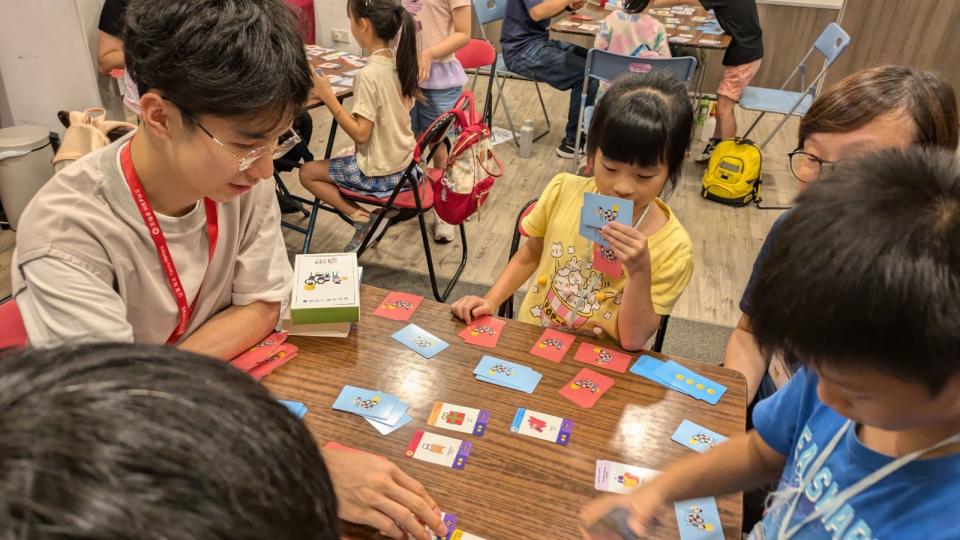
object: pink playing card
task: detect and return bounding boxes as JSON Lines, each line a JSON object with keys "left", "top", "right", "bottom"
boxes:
{"left": 229, "top": 331, "right": 288, "bottom": 372}
{"left": 458, "top": 316, "right": 506, "bottom": 347}
{"left": 573, "top": 342, "right": 632, "bottom": 373}
{"left": 559, "top": 368, "right": 615, "bottom": 408}
{"left": 593, "top": 243, "right": 622, "bottom": 278}
{"left": 530, "top": 328, "right": 576, "bottom": 362}
{"left": 373, "top": 291, "right": 424, "bottom": 321}
{"left": 249, "top": 343, "right": 298, "bottom": 380}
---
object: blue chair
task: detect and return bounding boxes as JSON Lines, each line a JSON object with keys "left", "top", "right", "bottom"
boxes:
{"left": 573, "top": 50, "right": 698, "bottom": 170}
{"left": 472, "top": 0, "right": 550, "bottom": 145}
{"left": 740, "top": 23, "right": 851, "bottom": 149}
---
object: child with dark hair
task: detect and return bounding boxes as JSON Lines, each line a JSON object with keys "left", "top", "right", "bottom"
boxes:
{"left": 595, "top": 0, "right": 671, "bottom": 59}
{"left": 451, "top": 72, "right": 694, "bottom": 351}
{"left": 581, "top": 147, "right": 960, "bottom": 540}
{"left": 0, "top": 343, "right": 340, "bottom": 539}
{"left": 300, "top": 0, "right": 420, "bottom": 251}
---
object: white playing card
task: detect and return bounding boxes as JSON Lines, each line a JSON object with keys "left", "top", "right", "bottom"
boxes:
{"left": 594, "top": 460, "right": 659, "bottom": 494}
{"left": 427, "top": 401, "right": 490, "bottom": 436}
{"left": 510, "top": 408, "right": 573, "bottom": 445}
{"left": 408, "top": 431, "right": 467, "bottom": 468}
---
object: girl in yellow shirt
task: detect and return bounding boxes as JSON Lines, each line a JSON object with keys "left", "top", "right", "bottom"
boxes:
{"left": 451, "top": 72, "right": 694, "bottom": 351}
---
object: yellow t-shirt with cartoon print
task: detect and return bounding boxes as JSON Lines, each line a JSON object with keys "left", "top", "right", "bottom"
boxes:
{"left": 517, "top": 173, "right": 694, "bottom": 343}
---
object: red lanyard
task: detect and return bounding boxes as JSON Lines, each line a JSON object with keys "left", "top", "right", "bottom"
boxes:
{"left": 120, "top": 142, "right": 219, "bottom": 344}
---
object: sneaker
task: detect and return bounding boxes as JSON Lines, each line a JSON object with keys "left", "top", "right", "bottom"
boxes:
{"left": 276, "top": 190, "right": 303, "bottom": 214}
{"left": 343, "top": 211, "right": 390, "bottom": 252}
{"left": 556, "top": 139, "right": 578, "bottom": 159}
{"left": 696, "top": 138, "right": 720, "bottom": 164}
{"left": 434, "top": 216, "right": 456, "bottom": 243}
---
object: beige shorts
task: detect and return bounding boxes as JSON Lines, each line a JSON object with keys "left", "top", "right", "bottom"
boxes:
{"left": 717, "top": 59, "right": 762, "bottom": 102}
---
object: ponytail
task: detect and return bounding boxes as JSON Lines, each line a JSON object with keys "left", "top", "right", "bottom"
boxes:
{"left": 348, "top": 0, "right": 422, "bottom": 100}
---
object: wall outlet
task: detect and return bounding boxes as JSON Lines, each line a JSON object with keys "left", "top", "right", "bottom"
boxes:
{"left": 331, "top": 29, "right": 350, "bottom": 43}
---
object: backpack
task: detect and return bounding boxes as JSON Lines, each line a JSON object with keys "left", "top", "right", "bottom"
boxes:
{"left": 414, "top": 91, "right": 503, "bottom": 225}
{"left": 701, "top": 138, "right": 763, "bottom": 207}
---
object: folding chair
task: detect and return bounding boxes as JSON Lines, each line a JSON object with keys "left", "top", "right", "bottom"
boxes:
{"left": 472, "top": 0, "right": 550, "bottom": 145}
{"left": 498, "top": 198, "right": 670, "bottom": 352}
{"left": 740, "top": 23, "right": 850, "bottom": 149}
{"left": 573, "top": 50, "right": 698, "bottom": 171}
{"left": 0, "top": 296, "right": 28, "bottom": 349}
{"left": 455, "top": 38, "right": 497, "bottom": 128}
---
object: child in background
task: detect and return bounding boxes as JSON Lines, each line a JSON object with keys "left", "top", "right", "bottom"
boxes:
{"left": 403, "top": 0, "right": 471, "bottom": 242}
{"left": 301, "top": 0, "right": 419, "bottom": 252}
{"left": 450, "top": 72, "right": 694, "bottom": 351}
{"left": 580, "top": 148, "right": 960, "bottom": 540}
{"left": 595, "top": 0, "right": 670, "bottom": 59}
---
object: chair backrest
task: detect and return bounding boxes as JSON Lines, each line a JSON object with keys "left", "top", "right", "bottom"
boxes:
{"left": 813, "top": 23, "right": 851, "bottom": 68}
{"left": 0, "top": 298, "right": 28, "bottom": 349}
{"left": 456, "top": 38, "right": 496, "bottom": 71}
{"left": 585, "top": 49, "right": 698, "bottom": 87}
{"left": 473, "top": 0, "right": 507, "bottom": 26}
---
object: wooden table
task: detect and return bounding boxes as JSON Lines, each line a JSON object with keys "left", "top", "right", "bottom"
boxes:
{"left": 265, "top": 285, "right": 746, "bottom": 539}
{"left": 550, "top": 3, "right": 732, "bottom": 51}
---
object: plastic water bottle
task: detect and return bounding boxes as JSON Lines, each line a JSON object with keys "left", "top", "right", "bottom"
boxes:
{"left": 700, "top": 101, "right": 717, "bottom": 143}
{"left": 518, "top": 120, "right": 534, "bottom": 159}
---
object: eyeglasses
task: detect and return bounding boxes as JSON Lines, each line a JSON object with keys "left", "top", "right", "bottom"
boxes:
{"left": 173, "top": 102, "right": 301, "bottom": 172}
{"left": 788, "top": 149, "right": 836, "bottom": 183}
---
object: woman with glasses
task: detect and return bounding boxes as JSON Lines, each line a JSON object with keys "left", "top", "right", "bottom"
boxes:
{"left": 725, "top": 65, "right": 959, "bottom": 411}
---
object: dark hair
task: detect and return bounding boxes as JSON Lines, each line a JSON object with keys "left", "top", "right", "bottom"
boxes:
{"left": 0, "top": 344, "right": 339, "bottom": 539}
{"left": 348, "top": 0, "right": 421, "bottom": 100}
{"left": 749, "top": 148, "right": 960, "bottom": 395}
{"left": 623, "top": 0, "right": 651, "bottom": 13}
{"left": 586, "top": 72, "right": 694, "bottom": 191}
{"left": 799, "top": 65, "right": 959, "bottom": 150}
{"left": 123, "top": 0, "right": 313, "bottom": 128}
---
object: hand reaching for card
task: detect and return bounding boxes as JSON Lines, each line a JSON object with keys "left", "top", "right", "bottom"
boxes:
{"left": 320, "top": 446, "right": 447, "bottom": 540}
{"left": 450, "top": 295, "right": 494, "bottom": 323}
{"left": 600, "top": 222, "right": 650, "bottom": 278}
{"left": 580, "top": 488, "right": 666, "bottom": 539}
{"left": 312, "top": 69, "right": 335, "bottom": 103}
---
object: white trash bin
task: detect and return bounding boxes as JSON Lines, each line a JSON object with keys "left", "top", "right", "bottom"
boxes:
{"left": 0, "top": 126, "right": 55, "bottom": 231}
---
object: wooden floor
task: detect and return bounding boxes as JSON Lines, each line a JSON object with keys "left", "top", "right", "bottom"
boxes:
{"left": 0, "top": 75, "right": 798, "bottom": 328}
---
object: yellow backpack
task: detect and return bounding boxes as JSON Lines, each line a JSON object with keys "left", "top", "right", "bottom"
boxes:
{"left": 701, "top": 139, "right": 763, "bottom": 207}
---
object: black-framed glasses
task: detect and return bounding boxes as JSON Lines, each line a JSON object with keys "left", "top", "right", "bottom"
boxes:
{"left": 170, "top": 101, "right": 301, "bottom": 172}
{"left": 788, "top": 149, "right": 836, "bottom": 183}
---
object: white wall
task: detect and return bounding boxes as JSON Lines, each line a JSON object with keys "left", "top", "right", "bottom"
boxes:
{"left": 314, "top": 0, "right": 361, "bottom": 53}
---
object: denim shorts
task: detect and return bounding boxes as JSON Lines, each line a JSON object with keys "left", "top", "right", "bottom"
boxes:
{"left": 328, "top": 154, "right": 406, "bottom": 198}
{"left": 411, "top": 86, "right": 463, "bottom": 133}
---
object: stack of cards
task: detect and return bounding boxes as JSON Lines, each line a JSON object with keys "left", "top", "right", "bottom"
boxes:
{"left": 278, "top": 399, "right": 308, "bottom": 419}
{"left": 573, "top": 342, "right": 632, "bottom": 373}
{"left": 580, "top": 192, "right": 633, "bottom": 247}
{"left": 671, "top": 420, "right": 728, "bottom": 453}
{"left": 458, "top": 316, "right": 505, "bottom": 348}
{"left": 510, "top": 408, "right": 573, "bottom": 445}
{"left": 473, "top": 356, "right": 542, "bottom": 393}
{"left": 594, "top": 460, "right": 659, "bottom": 494}
{"left": 559, "top": 368, "right": 615, "bottom": 408}
{"left": 393, "top": 324, "right": 449, "bottom": 359}
{"left": 428, "top": 401, "right": 490, "bottom": 436}
{"left": 229, "top": 331, "right": 298, "bottom": 380}
{"left": 332, "top": 385, "right": 412, "bottom": 435}
{"left": 674, "top": 497, "right": 724, "bottom": 540}
{"left": 373, "top": 291, "right": 423, "bottom": 321}
{"left": 630, "top": 355, "right": 728, "bottom": 405}
{"left": 529, "top": 328, "right": 575, "bottom": 362}
{"left": 405, "top": 430, "right": 472, "bottom": 469}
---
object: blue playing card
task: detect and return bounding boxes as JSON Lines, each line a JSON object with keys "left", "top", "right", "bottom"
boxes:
{"left": 629, "top": 355, "right": 666, "bottom": 382}
{"left": 654, "top": 361, "right": 728, "bottom": 405}
{"left": 366, "top": 413, "right": 413, "bottom": 435}
{"left": 278, "top": 399, "right": 307, "bottom": 419}
{"left": 375, "top": 400, "right": 410, "bottom": 427}
{"left": 473, "top": 356, "right": 540, "bottom": 392}
{"left": 671, "top": 420, "right": 728, "bottom": 453}
{"left": 580, "top": 192, "right": 633, "bottom": 247}
{"left": 476, "top": 370, "right": 541, "bottom": 393}
{"left": 332, "top": 385, "right": 399, "bottom": 421}
{"left": 674, "top": 497, "right": 723, "bottom": 540}
{"left": 392, "top": 324, "right": 449, "bottom": 359}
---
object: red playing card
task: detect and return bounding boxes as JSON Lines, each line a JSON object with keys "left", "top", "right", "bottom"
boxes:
{"left": 571, "top": 13, "right": 593, "bottom": 20}
{"left": 458, "top": 315, "right": 506, "bottom": 347}
{"left": 573, "top": 342, "right": 632, "bottom": 373}
{"left": 530, "top": 328, "right": 576, "bottom": 362}
{"left": 373, "top": 291, "right": 424, "bottom": 321}
{"left": 229, "top": 331, "right": 288, "bottom": 371}
{"left": 593, "top": 243, "right": 622, "bottom": 278}
{"left": 249, "top": 343, "right": 298, "bottom": 380}
{"left": 559, "top": 368, "right": 615, "bottom": 408}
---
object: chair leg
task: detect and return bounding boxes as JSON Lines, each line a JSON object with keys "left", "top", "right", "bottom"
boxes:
{"left": 532, "top": 80, "right": 551, "bottom": 142}
{"left": 410, "top": 191, "right": 467, "bottom": 303}
{"left": 652, "top": 315, "right": 669, "bottom": 353}
{"left": 494, "top": 75, "right": 521, "bottom": 148}
{"left": 740, "top": 111, "right": 767, "bottom": 144}
{"left": 301, "top": 198, "right": 322, "bottom": 254}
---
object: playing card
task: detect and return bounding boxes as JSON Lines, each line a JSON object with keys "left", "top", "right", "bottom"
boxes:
{"left": 405, "top": 430, "right": 472, "bottom": 469}
{"left": 669, "top": 36, "right": 692, "bottom": 43}
{"left": 654, "top": 361, "right": 728, "bottom": 405}
{"left": 570, "top": 13, "right": 593, "bottom": 20}
{"left": 393, "top": 324, "right": 449, "bottom": 359}
{"left": 427, "top": 401, "right": 490, "bottom": 436}
{"left": 338, "top": 77, "right": 354, "bottom": 87}
{"left": 429, "top": 513, "right": 458, "bottom": 540}
{"left": 366, "top": 413, "right": 412, "bottom": 435}
{"left": 373, "top": 291, "right": 423, "bottom": 321}
{"left": 332, "top": 385, "right": 399, "bottom": 421}
{"left": 321, "top": 53, "right": 340, "bottom": 60}
{"left": 674, "top": 497, "right": 723, "bottom": 540}
{"left": 559, "top": 368, "right": 615, "bottom": 408}
{"left": 629, "top": 355, "right": 668, "bottom": 382}
{"left": 319, "top": 62, "right": 341, "bottom": 69}
{"left": 278, "top": 399, "right": 307, "bottom": 419}
{"left": 578, "top": 23, "right": 599, "bottom": 32}
{"left": 450, "top": 531, "right": 486, "bottom": 540}
{"left": 510, "top": 407, "right": 573, "bottom": 445}
{"left": 671, "top": 420, "right": 728, "bottom": 453}
{"left": 344, "top": 68, "right": 361, "bottom": 76}
{"left": 474, "top": 356, "right": 541, "bottom": 393}
{"left": 592, "top": 243, "right": 622, "bottom": 278}
{"left": 529, "top": 328, "right": 576, "bottom": 362}
{"left": 665, "top": 17, "right": 682, "bottom": 23}
{"left": 698, "top": 39, "right": 722, "bottom": 46}
{"left": 476, "top": 371, "right": 542, "bottom": 393}
{"left": 230, "top": 331, "right": 288, "bottom": 371}
{"left": 580, "top": 192, "right": 633, "bottom": 247}
{"left": 374, "top": 400, "right": 410, "bottom": 427}
{"left": 594, "top": 460, "right": 659, "bottom": 494}
{"left": 249, "top": 343, "right": 298, "bottom": 380}
{"left": 573, "top": 342, "right": 632, "bottom": 373}
{"left": 458, "top": 316, "right": 506, "bottom": 347}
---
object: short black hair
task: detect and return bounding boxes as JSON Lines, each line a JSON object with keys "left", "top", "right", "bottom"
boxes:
{"left": 749, "top": 148, "right": 960, "bottom": 394}
{"left": 586, "top": 72, "right": 694, "bottom": 191}
{"left": 623, "top": 0, "right": 652, "bottom": 13}
{"left": 0, "top": 344, "right": 339, "bottom": 539}
{"left": 123, "top": 0, "right": 313, "bottom": 127}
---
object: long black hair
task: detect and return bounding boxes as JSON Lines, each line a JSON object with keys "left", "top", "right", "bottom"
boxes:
{"left": 624, "top": 0, "right": 651, "bottom": 14}
{"left": 348, "top": 0, "right": 421, "bottom": 100}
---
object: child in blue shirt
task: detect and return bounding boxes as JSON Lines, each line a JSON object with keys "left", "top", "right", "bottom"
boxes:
{"left": 580, "top": 147, "right": 960, "bottom": 539}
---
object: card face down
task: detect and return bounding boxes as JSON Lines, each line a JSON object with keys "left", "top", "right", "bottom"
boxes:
{"left": 671, "top": 420, "right": 728, "bottom": 453}
{"left": 559, "top": 368, "right": 615, "bottom": 408}
{"left": 393, "top": 324, "right": 449, "bottom": 358}
{"left": 332, "top": 385, "right": 398, "bottom": 421}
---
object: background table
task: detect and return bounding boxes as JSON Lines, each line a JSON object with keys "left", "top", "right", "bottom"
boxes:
{"left": 265, "top": 285, "right": 746, "bottom": 539}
